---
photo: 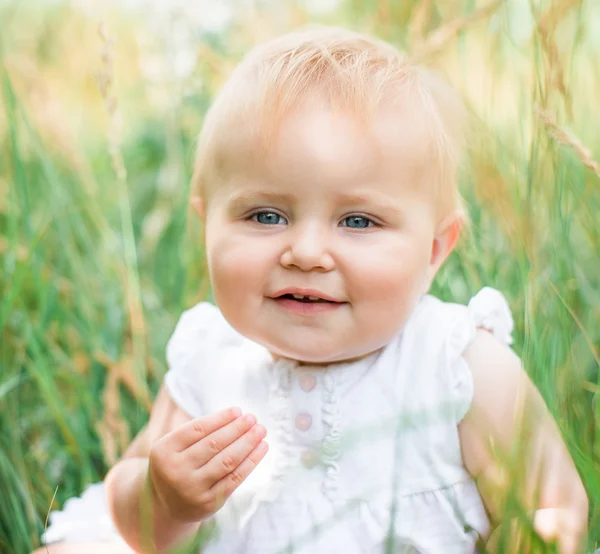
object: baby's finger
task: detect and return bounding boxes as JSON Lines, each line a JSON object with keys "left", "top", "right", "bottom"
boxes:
{"left": 212, "top": 440, "right": 269, "bottom": 501}
{"left": 185, "top": 413, "right": 258, "bottom": 468}
{"left": 199, "top": 424, "right": 267, "bottom": 486}
{"left": 166, "top": 407, "right": 242, "bottom": 452}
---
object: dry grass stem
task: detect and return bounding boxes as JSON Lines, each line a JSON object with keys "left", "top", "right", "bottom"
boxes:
{"left": 95, "top": 351, "right": 153, "bottom": 412}
{"left": 96, "top": 364, "right": 130, "bottom": 466}
{"left": 96, "top": 22, "right": 147, "bottom": 344}
{"left": 408, "top": 0, "right": 506, "bottom": 63}
{"left": 42, "top": 486, "right": 59, "bottom": 554}
{"left": 408, "top": 0, "right": 434, "bottom": 46}
{"left": 97, "top": 23, "right": 127, "bottom": 184}
{"left": 94, "top": 349, "right": 153, "bottom": 465}
{"left": 535, "top": 105, "right": 600, "bottom": 180}
{"left": 537, "top": 0, "right": 582, "bottom": 33}
{"left": 533, "top": 0, "right": 582, "bottom": 119}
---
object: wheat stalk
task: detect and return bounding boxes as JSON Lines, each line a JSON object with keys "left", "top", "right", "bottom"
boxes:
{"left": 535, "top": 105, "right": 600, "bottom": 180}
{"left": 97, "top": 23, "right": 127, "bottom": 184}
{"left": 408, "top": 0, "right": 434, "bottom": 46}
{"left": 408, "top": 0, "right": 506, "bottom": 63}
{"left": 533, "top": 0, "right": 583, "bottom": 120}
{"left": 96, "top": 23, "right": 146, "bottom": 338}
{"left": 537, "top": 0, "right": 581, "bottom": 34}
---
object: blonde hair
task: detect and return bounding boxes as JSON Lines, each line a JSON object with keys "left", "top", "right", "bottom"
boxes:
{"left": 192, "top": 26, "right": 468, "bottom": 220}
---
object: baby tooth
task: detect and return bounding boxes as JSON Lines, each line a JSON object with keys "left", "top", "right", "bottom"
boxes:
{"left": 308, "top": 296, "right": 320, "bottom": 301}
{"left": 292, "top": 294, "right": 305, "bottom": 300}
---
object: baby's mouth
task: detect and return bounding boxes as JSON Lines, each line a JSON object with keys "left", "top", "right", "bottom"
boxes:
{"left": 276, "top": 293, "right": 334, "bottom": 304}
{"left": 270, "top": 291, "right": 345, "bottom": 315}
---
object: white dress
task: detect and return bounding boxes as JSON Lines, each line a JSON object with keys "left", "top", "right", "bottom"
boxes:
{"left": 43, "top": 288, "right": 515, "bottom": 553}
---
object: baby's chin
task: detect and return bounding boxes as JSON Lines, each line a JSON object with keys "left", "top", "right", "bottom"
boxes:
{"left": 229, "top": 318, "right": 387, "bottom": 365}
{"left": 264, "top": 339, "right": 380, "bottom": 366}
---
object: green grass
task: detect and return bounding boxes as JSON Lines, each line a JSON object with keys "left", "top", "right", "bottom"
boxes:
{"left": 0, "top": 1, "right": 599, "bottom": 553}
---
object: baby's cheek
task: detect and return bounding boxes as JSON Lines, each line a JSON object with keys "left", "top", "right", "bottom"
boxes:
{"left": 357, "top": 253, "right": 425, "bottom": 303}
{"left": 207, "top": 238, "right": 250, "bottom": 297}
{"left": 216, "top": 256, "right": 251, "bottom": 293}
{"left": 351, "top": 250, "right": 427, "bottom": 337}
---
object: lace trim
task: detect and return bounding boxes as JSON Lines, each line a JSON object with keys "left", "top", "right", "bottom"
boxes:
{"left": 321, "top": 369, "right": 342, "bottom": 503}
{"left": 262, "top": 359, "right": 294, "bottom": 501}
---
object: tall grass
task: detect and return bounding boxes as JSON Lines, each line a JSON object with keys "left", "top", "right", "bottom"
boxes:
{"left": 0, "top": 0, "right": 599, "bottom": 552}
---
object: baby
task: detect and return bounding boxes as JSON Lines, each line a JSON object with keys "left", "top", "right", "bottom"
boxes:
{"left": 38, "top": 26, "right": 588, "bottom": 554}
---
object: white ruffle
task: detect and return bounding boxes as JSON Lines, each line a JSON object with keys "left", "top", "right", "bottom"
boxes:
{"left": 41, "top": 482, "right": 122, "bottom": 544}
{"left": 165, "top": 302, "right": 222, "bottom": 371}
{"left": 467, "top": 286, "right": 514, "bottom": 345}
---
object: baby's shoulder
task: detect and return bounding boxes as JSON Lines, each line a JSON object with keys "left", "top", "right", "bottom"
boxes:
{"left": 387, "top": 288, "right": 515, "bottom": 418}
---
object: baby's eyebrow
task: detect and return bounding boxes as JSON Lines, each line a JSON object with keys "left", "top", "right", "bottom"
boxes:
{"left": 227, "top": 191, "right": 295, "bottom": 209}
{"left": 334, "top": 192, "right": 402, "bottom": 214}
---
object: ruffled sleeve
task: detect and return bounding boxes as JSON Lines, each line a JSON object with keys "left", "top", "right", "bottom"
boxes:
{"left": 467, "top": 287, "right": 514, "bottom": 345}
{"left": 163, "top": 302, "right": 227, "bottom": 418}
{"left": 449, "top": 287, "right": 514, "bottom": 422}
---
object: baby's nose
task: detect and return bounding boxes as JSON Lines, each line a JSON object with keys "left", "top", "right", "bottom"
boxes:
{"left": 280, "top": 223, "right": 335, "bottom": 272}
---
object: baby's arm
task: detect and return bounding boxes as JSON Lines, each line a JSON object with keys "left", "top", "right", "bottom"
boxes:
{"left": 105, "top": 386, "right": 268, "bottom": 553}
{"left": 458, "top": 330, "right": 589, "bottom": 554}
{"left": 105, "top": 386, "right": 195, "bottom": 552}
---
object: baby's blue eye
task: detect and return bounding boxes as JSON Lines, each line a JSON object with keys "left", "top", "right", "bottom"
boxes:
{"left": 252, "top": 211, "right": 287, "bottom": 225}
{"left": 340, "top": 216, "right": 373, "bottom": 229}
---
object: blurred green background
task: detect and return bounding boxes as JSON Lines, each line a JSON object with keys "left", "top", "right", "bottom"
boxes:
{"left": 1, "top": 0, "right": 599, "bottom": 552}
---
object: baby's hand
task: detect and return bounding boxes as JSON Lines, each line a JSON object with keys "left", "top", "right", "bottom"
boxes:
{"left": 148, "top": 407, "right": 268, "bottom": 523}
{"left": 534, "top": 508, "right": 587, "bottom": 554}
{"left": 486, "top": 509, "right": 586, "bottom": 554}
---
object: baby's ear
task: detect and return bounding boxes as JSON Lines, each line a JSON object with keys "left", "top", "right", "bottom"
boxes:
{"left": 432, "top": 213, "right": 463, "bottom": 265}
{"left": 190, "top": 196, "right": 206, "bottom": 221}
{"left": 424, "top": 212, "right": 464, "bottom": 292}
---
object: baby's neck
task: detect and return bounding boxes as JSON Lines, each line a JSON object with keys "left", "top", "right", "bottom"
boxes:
{"left": 268, "top": 349, "right": 380, "bottom": 367}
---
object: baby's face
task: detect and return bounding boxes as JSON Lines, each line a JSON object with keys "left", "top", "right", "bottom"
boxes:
{"left": 203, "top": 100, "right": 445, "bottom": 363}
